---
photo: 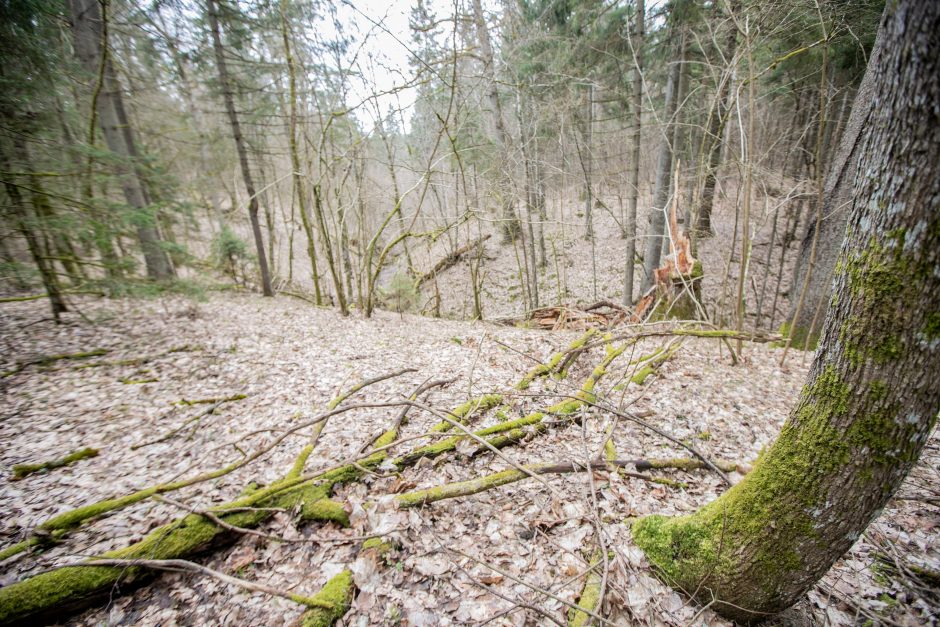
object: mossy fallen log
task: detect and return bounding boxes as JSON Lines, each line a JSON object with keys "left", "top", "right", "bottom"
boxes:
{"left": 2, "top": 374, "right": 413, "bottom": 560}
{"left": 299, "top": 535, "right": 399, "bottom": 626}
{"left": 414, "top": 234, "right": 491, "bottom": 289}
{"left": 300, "top": 570, "right": 355, "bottom": 627}
{"left": 628, "top": 343, "right": 681, "bottom": 386}
{"left": 396, "top": 342, "right": 626, "bottom": 468}
{"left": 427, "top": 393, "right": 503, "bottom": 433}
{"left": 0, "top": 293, "right": 47, "bottom": 304}
{"left": 516, "top": 329, "right": 596, "bottom": 390}
{"left": 393, "top": 459, "right": 673, "bottom": 509}
{"left": 11, "top": 448, "right": 99, "bottom": 481}
{"left": 635, "top": 457, "right": 746, "bottom": 474}
{"left": 0, "top": 345, "right": 627, "bottom": 623}
{"left": 0, "top": 475, "right": 348, "bottom": 625}
{"left": 568, "top": 550, "right": 602, "bottom": 627}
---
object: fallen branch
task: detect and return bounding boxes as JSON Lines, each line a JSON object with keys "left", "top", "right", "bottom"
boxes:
{"left": 568, "top": 550, "right": 602, "bottom": 627}
{"left": 394, "top": 459, "right": 676, "bottom": 508}
{"left": 0, "top": 470, "right": 347, "bottom": 625}
{"left": 415, "top": 234, "right": 491, "bottom": 289}
{"left": 299, "top": 537, "right": 399, "bottom": 626}
{"left": 580, "top": 398, "right": 732, "bottom": 487}
{"left": 447, "top": 546, "right": 613, "bottom": 625}
{"left": 11, "top": 448, "right": 99, "bottom": 481}
{"left": 3, "top": 376, "right": 415, "bottom": 561}
{"left": 516, "top": 329, "right": 596, "bottom": 390}
{"left": 132, "top": 403, "right": 225, "bottom": 450}
{"left": 64, "top": 558, "right": 336, "bottom": 610}
{"left": 0, "top": 294, "right": 46, "bottom": 303}
{"left": 2, "top": 349, "right": 108, "bottom": 378}
{"left": 624, "top": 341, "right": 682, "bottom": 386}
{"left": 395, "top": 342, "right": 626, "bottom": 468}
{"left": 634, "top": 457, "right": 748, "bottom": 474}
{"left": 174, "top": 394, "right": 247, "bottom": 406}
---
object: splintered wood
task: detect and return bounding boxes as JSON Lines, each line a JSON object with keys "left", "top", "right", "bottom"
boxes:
{"left": 526, "top": 301, "right": 630, "bottom": 330}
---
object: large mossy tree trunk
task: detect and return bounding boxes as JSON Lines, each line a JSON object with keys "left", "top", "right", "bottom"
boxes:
{"left": 633, "top": 2, "right": 940, "bottom": 622}
{"left": 783, "top": 28, "right": 883, "bottom": 349}
{"left": 67, "top": 0, "right": 174, "bottom": 281}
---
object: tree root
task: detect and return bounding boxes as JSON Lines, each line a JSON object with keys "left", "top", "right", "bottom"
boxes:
{"left": 11, "top": 448, "right": 99, "bottom": 481}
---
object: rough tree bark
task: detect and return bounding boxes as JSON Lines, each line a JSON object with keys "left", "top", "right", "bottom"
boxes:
{"left": 633, "top": 3, "right": 940, "bottom": 621}
{"left": 0, "top": 147, "right": 67, "bottom": 322}
{"left": 471, "top": 0, "right": 520, "bottom": 243}
{"left": 695, "top": 1, "right": 738, "bottom": 236}
{"left": 784, "top": 28, "right": 884, "bottom": 348}
{"left": 623, "top": 0, "right": 644, "bottom": 306}
{"left": 67, "top": 0, "right": 173, "bottom": 280}
{"left": 639, "top": 38, "right": 681, "bottom": 294}
{"left": 207, "top": 0, "right": 274, "bottom": 297}
{"left": 275, "top": 13, "right": 322, "bottom": 303}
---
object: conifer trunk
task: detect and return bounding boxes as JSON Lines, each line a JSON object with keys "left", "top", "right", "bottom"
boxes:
{"left": 623, "top": 0, "right": 644, "bottom": 306}
{"left": 67, "top": 0, "right": 173, "bottom": 280}
{"left": 207, "top": 0, "right": 274, "bottom": 297}
{"left": 633, "top": 3, "right": 940, "bottom": 621}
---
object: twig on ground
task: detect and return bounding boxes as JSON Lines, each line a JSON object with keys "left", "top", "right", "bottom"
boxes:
{"left": 63, "top": 557, "right": 334, "bottom": 609}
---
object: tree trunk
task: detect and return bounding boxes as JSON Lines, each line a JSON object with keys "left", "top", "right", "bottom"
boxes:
{"left": 0, "top": 147, "right": 67, "bottom": 322}
{"left": 206, "top": 0, "right": 274, "bottom": 297}
{"left": 696, "top": 3, "right": 738, "bottom": 237}
{"left": 633, "top": 3, "right": 940, "bottom": 621}
{"left": 639, "top": 40, "right": 681, "bottom": 293}
{"left": 67, "top": 0, "right": 173, "bottom": 280}
{"left": 785, "top": 28, "right": 884, "bottom": 348}
{"left": 623, "top": 0, "right": 644, "bottom": 306}
{"left": 582, "top": 83, "right": 594, "bottom": 241}
{"left": 471, "top": 0, "right": 520, "bottom": 242}
{"left": 279, "top": 4, "right": 324, "bottom": 304}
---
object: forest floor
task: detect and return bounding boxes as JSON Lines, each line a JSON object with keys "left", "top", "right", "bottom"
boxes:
{"left": 0, "top": 293, "right": 937, "bottom": 626}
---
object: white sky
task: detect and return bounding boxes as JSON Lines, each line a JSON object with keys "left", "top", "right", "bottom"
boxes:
{"left": 326, "top": 0, "right": 461, "bottom": 132}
